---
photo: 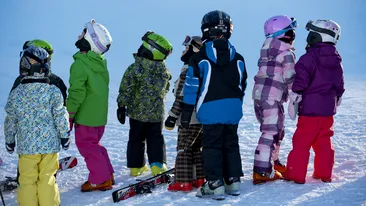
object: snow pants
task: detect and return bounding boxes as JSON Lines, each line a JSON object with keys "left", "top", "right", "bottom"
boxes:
{"left": 253, "top": 100, "right": 285, "bottom": 174}
{"left": 286, "top": 116, "right": 335, "bottom": 183}
{"left": 127, "top": 118, "right": 167, "bottom": 168}
{"left": 174, "top": 124, "right": 204, "bottom": 182}
{"left": 18, "top": 153, "right": 60, "bottom": 206}
{"left": 75, "top": 124, "right": 114, "bottom": 184}
{"left": 202, "top": 124, "right": 243, "bottom": 181}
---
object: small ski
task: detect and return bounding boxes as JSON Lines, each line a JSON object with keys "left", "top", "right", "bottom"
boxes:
{"left": 112, "top": 168, "right": 175, "bottom": 203}
{"left": 0, "top": 156, "right": 78, "bottom": 192}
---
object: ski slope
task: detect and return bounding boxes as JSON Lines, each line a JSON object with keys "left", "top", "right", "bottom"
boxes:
{"left": 0, "top": 78, "right": 365, "bottom": 206}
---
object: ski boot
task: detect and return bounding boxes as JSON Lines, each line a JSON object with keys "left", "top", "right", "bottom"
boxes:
{"left": 150, "top": 162, "right": 167, "bottom": 176}
{"left": 224, "top": 177, "right": 241, "bottom": 196}
{"left": 168, "top": 181, "right": 193, "bottom": 192}
{"left": 192, "top": 178, "right": 205, "bottom": 188}
{"left": 253, "top": 169, "right": 283, "bottom": 185}
{"left": 196, "top": 179, "right": 225, "bottom": 200}
{"left": 81, "top": 179, "right": 112, "bottom": 192}
{"left": 274, "top": 160, "right": 287, "bottom": 177}
{"left": 130, "top": 165, "right": 149, "bottom": 177}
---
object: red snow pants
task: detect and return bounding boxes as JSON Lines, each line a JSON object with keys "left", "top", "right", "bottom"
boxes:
{"left": 286, "top": 116, "right": 335, "bottom": 183}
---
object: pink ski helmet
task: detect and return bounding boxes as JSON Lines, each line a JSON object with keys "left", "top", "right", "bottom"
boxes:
{"left": 264, "top": 15, "right": 298, "bottom": 38}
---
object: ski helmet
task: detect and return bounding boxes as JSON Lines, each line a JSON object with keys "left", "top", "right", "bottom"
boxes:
{"left": 19, "top": 45, "right": 50, "bottom": 77}
{"left": 83, "top": 19, "right": 112, "bottom": 54}
{"left": 201, "top": 10, "right": 233, "bottom": 40}
{"left": 264, "top": 15, "right": 298, "bottom": 39}
{"left": 305, "top": 19, "right": 341, "bottom": 46}
{"left": 23, "top": 39, "right": 54, "bottom": 59}
{"left": 182, "top": 35, "right": 203, "bottom": 52}
{"left": 139, "top": 31, "right": 173, "bottom": 61}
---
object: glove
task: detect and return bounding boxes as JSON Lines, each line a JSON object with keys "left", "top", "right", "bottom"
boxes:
{"left": 337, "top": 96, "right": 342, "bottom": 106}
{"left": 181, "top": 104, "right": 194, "bottom": 129}
{"left": 164, "top": 116, "right": 177, "bottom": 130}
{"left": 117, "top": 107, "right": 126, "bottom": 124}
{"left": 61, "top": 138, "right": 70, "bottom": 150}
{"left": 288, "top": 91, "right": 302, "bottom": 120}
{"left": 5, "top": 142, "right": 15, "bottom": 154}
{"left": 69, "top": 118, "right": 74, "bottom": 132}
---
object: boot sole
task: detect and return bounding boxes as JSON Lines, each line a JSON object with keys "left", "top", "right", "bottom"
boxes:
{"left": 81, "top": 186, "right": 113, "bottom": 192}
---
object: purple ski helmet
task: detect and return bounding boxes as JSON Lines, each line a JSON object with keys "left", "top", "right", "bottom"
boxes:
{"left": 264, "top": 15, "right": 298, "bottom": 39}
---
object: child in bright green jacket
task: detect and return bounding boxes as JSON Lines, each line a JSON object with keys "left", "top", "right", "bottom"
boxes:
{"left": 117, "top": 31, "right": 173, "bottom": 176}
{"left": 66, "top": 19, "right": 114, "bottom": 192}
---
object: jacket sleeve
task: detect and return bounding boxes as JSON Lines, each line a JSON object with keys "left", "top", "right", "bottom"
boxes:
{"left": 54, "top": 75, "right": 68, "bottom": 106}
{"left": 50, "top": 87, "right": 69, "bottom": 139}
{"left": 66, "top": 61, "right": 87, "bottom": 118}
{"left": 336, "top": 64, "right": 345, "bottom": 97}
{"left": 239, "top": 58, "right": 248, "bottom": 98}
{"left": 169, "top": 69, "right": 187, "bottom": 118}
{"left": 183, "top": 57, "right": 200, "bottom": 106}
{"left": 282, "top": 51, "right": 296, "bottom": 86}
{"left": 292, "top": 54, "right": 314, "bottom": 94}
{"left": 10, "top": 76, "right": 23, "bottom": 93}
{"left": 4, "top": 92, "right": 17, "bottom": 145}
{"left": 117, "top": 65, "right": 135, "bottom": 108}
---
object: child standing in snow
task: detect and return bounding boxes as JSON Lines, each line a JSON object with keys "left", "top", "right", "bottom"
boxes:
{"left": 165, "top": 36, "right": 205, "bottom": 192}
{"left": 67, "top": 19, "right": 115, "bottom": 192}
{"left": 181, "top": 10, "right": 247, "bottom": 199}
{"left": 252, "top": 15, "right": 298, "bottom": 184}
{"left": 286, "top": 19, "right": 344, "bottom": 184}
{"left": 117, "top": 31, "right": 173, "bottom": 177}
{"left": 4, "top": 46, "right": 69, "bottom": 206}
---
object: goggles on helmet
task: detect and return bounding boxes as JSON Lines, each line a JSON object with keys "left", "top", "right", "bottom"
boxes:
{"left": 266, "top": 17, "right": 298, "bottom": 38}
{"left": 85, "top": 19, "right": 108, "bottom": 53}
{"left": 305, "top": 20, "right": 338, "bottom": 38}
{"left": 182, "top": 36, "right": 202, "bottom": 50}
{"left": 142, "top": 31, "right": 172, "bottom": 56}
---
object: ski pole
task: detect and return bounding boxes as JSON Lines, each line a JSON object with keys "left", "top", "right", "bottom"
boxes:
{"left": 0, "top": 188, "right": 6, "bottom": 206}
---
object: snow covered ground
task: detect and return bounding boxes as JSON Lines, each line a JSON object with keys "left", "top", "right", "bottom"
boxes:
{"left": 0, "top": 77, "right": 365, "bottom": 206}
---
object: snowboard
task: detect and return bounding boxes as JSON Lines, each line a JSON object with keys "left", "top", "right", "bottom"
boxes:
{"left": 0, "top": 156, "right": 78, "bottom": 191}
{"left": 112, "top": 168, "right": 175, "bottom": 203}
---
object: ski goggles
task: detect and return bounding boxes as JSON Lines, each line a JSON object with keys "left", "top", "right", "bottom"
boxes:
{"left": 305, "top": 20, "right": 338, "bottom": 38}
{"left": 85, "top": 19, "right": 108, "bottom": 53}
{"left": 142, "top": 31, "right": 172, "bottom": 56}
{"left": 182, "top": 36, "right": 202, "bottom": 50}
{"left": 266, "top": 17, "right": 298, "bottom": 38}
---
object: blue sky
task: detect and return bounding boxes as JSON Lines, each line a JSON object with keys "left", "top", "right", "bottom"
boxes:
{"left": 0, "top": 0, "right": 365, "bottom": 98}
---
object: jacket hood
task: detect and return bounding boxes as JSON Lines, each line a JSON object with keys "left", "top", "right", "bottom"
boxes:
{"left": 133, "top": 53, "right": 167, "bottom": 74}
{"left": 204, "top": 39, "right": 236, "bottom": 66}
{"left": 307, "top": 43, "right": 342, "bottom": 69}
{"left": 73, "top": 51, "right": 107, "bottom": 73}
{"left": 260, "top": 38, "right": 294, "bottom": 60}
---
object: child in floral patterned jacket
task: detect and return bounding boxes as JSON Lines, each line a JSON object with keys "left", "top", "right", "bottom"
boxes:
{"left": 4, "top": 46, "right": 69, "bottom": 206}
{"left": 252, "top": 15, "right": 298, "bottom": 184}
{"left": 117, "top": 31, "right": 173, "bottom": 177}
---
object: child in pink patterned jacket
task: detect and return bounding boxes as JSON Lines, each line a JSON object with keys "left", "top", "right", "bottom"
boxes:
{"left": 252, "top": 15, "right": 297, "bottom": 184}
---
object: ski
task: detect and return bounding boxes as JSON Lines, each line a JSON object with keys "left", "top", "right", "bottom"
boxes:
{"left": 0, "top": 156, "right": 78, "bottom": 192}
{"left": 112, "top": 168, "right": 175, "bottom": 203}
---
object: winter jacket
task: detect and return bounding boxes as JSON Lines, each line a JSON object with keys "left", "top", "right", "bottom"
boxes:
{"left": 183, "top": 39, "right": 247, "bottom": 124}
{"left": 66, "top": 51, "right": 109, "bottom": 126}
{"left": 117, "top": 54, "right": 171, "bottom": 122}
{"left": 292, "top": 43, "right": 345, "bottom": 116}
{"left": 252, "top": 38, "right": 296, "bottom": 102}
{"left": 11, "top": 73, "right": 67, "bottom": 105}
{"left": 4, "top": 76, "right": 69, "bottom": 155}
{"left": 168, "top": 64, "right": 199, "bottom": 126}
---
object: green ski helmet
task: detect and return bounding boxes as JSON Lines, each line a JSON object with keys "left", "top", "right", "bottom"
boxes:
{"left": 139, "top": 31, "right": 173, "bottom": 61}
{"left": 23, "top": 39, "right": 54, "bottom": 59}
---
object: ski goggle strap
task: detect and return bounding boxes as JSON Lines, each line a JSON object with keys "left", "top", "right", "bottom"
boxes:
{"left": 305, "top": 20, "right": 337, "bottom": 38}
{"left": 142, "top": 31, "right": 171, "bottom": 56}
{"left": 266, "top": 17, "right": 298, "bottom": 38}
{"left": 85, "top": 20, "right": 108, "bottom": 53}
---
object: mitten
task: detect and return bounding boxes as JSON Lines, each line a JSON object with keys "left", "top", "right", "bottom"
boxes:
{"left": 5, "top": 142, "right": 15, "bottom": 154}
{"left": 288, "top": 91, "right": 302, "bottom": 120}
{"left": 164, "top": 116, "right": 177, "bottom": 130}
{"left": 117, "top": 107, "right": 126, "bottom": 124}
{"left": 181, "top": 104, "right": 194, "bottom": 129}
{"left": 337, "top": 96, "right": 342, "bottom": 106}
{"left": 61, "top": 138, "right": 70, "bottom": 150}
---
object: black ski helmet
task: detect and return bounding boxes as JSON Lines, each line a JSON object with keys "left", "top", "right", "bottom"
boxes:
{"left": 201, "top": 10, "right": 233, "bottom": 40}
{"left": 19, "top": 45, "right": 50, "bottom": 77}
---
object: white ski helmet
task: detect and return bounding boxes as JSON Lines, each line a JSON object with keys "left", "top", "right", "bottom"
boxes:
{"left": 305, "top": 19, "right": 341, "bottom": 46}
{"left": 84, "top": 19, "right": 112, "bottom": 54}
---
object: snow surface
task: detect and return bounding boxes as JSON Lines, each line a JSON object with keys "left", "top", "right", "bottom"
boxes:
{"left": 0, "top": 77, "right": 365, "bottom": 206}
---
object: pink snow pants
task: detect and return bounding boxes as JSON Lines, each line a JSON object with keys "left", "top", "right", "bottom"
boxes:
{"left": 75, "top": 124, "right": 114, "bottom": 184}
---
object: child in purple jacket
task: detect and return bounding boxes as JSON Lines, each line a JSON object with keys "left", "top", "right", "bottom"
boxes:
{"left": 286, "top": 19, "right": 345, "bottom": 184}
